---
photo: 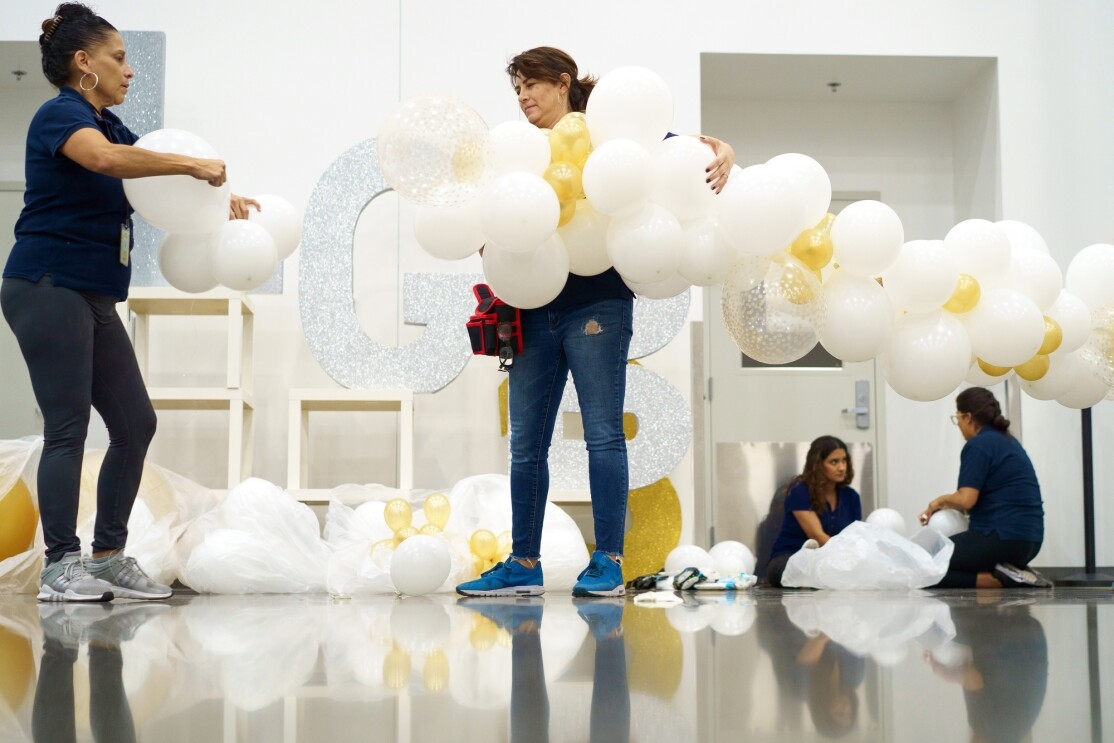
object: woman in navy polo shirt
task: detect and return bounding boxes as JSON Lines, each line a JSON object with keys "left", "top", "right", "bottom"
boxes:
{"left": 920, "top": 387, "right": 1049, "bottom": 588}
{"left": 766, "top": 435, "right": 863, "bottom": 587}
{"left": 2, "top": 3, "right": 252, "bottom": 602}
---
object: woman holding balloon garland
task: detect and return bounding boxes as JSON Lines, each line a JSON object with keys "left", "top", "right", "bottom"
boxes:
{"left": 457, "top": 46, "right": 735, "bottom": 598}
{"left": 918, "top": 387, "right": 1051, "bottom": 588}
{"left": 2, "top": 3, "right": 256, "bottom": 602}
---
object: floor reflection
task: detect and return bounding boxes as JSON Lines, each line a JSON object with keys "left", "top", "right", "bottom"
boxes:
{"left": 0, "top": 588, "right": 1108, "bottom": 742}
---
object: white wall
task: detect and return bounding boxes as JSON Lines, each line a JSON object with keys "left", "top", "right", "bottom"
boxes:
{"left": 1, "top": 0, "right": 1111, "bottom": 564}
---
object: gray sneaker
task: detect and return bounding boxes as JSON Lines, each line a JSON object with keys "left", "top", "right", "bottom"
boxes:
{"left": 38, "top": 552, "right": 115, "bottom": 603}
{"left": 86, "top": 553, "right": 172, "bottom": 600}
{"left": 38, "top": 603, "right": 113, "bottom": 648}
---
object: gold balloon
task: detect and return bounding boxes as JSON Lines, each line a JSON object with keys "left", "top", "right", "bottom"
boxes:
{"left": 451, "top": 141, "right": 486, "bottom": 184}
{"left": 0, "top": 625, "right": 33, "bottom": 711}
{"left": 1015, "top": 354, "right": 1050, "bottom": 381}
{"left": 384, "top": 498, "right": 413, "bottom": 533}
{"left": 816, "top": 212, "right": 837, "bottom": 233}
{"left": 544, "top": 161, "right": 583, "bottom": 203}
{"left": 370, "top": 538, "right": 396, "bottom": 554}
{"left": 394, "top": 525, "right": 419, "bottom": 546}
{"left": 469, "top": 616, "right": 498, "bottom": 650}
{"left": 779, "top": 262, "right": 816, "bottom": 305}
{"left": 1039, "top": 316, "right": 1063, "bottom": 355}
{"left": 422, "top": 649, "right": 450, "bottom": 692}
{"left": 548, "top": 113, "right": 593, "bottom": 169}
{"left": 496, "top": 530, "right": 513, "bottom": 559}
{"left": 383, "top": 646, "right": 411, "bottom": 690}
{"left": 472, "top": 554, "right": 485, "bottom": 576}
{"left": 558, "top": 198, "right": 577, "bottom": 227}
{"left": 0, "top": 480, "right": 36, "bottom": 561}
{"left": 977, "top": 358, "right": 1011, "bottom": 377}
{"left": 418, "top": 523, "right": 442, "bottom": 536}
{"left": 422, "top": 492, "right": 451, "bottom": 529}
{"left": 943, "top": 273, "right": 981, "bottom": 314}
{"left": 469, "top": 529, "right": 499, "bottom": 560}
{"left": 789, "top": 228, "right": 834, "bottom": 271}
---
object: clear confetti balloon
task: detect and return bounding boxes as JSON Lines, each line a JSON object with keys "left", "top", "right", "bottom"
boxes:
{"left": 1080, "top": 301, "right": 1114, "bottom": 389}
{"left": 721, "top": 253, "right": 826, "bottom": 364}
{"left": 377, "top": 96, "right": 490, "bottom": 207}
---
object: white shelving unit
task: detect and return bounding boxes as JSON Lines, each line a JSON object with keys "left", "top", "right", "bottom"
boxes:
{"left": 119, "top": 288, "right": 255, "bottom": 488}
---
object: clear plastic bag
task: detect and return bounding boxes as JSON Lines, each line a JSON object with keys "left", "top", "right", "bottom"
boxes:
{"left": 781, "top": 521, "right": 953, "bottom": 590}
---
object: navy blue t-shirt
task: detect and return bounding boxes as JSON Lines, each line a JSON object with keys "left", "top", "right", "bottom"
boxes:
{"left": 958, "top": 428, "right": 1044, "bottom": 542}
{"left": 5, "top": 86, "right": 138, "bottom": 300}
{"left": 770, "top": 480, "right": 862, "bottom": 557}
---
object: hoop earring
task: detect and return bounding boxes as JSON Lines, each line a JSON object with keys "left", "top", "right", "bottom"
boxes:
{"left": 79, "top": 72, "right": 99, "bottom": 91}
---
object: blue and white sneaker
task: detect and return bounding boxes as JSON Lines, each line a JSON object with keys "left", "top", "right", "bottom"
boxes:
{"left": 456, "top": 560, "right": 545, "bottom": 597}
{"left": 572, "top": 551, "right": 625, "bottom": 598}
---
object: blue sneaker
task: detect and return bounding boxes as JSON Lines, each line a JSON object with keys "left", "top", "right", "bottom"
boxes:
{"left": 572, "top": 552, "right": 625, "bottom": 598}
{"left": 458, "top": 596, "right": 545, "bottom": 633}
{"left": 456, "top": 560, "right": 545, "bottom": 597}
{"left": 573, "top": 597, "right": 624, "bottom": 639}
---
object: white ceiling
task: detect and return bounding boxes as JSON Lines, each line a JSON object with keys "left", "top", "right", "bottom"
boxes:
{"left": 0, "top": 41, "right": 56, "bottom": 95}
{"left": 701, "top": 53, "right": 996, "bottom": 103}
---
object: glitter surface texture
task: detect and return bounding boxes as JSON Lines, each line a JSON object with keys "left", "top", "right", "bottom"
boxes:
{"left": 300, "top": 138, "right": 476, "bottom": 392}
{"left": 630, "top": 290, "right": 690, "bottom": 360}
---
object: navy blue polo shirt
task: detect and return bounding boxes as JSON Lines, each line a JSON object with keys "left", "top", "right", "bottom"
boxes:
{"left": 958, "top": 428, "right": 1044, "bottom": 542}
{"left": 5, "top": 86, "right": 138, "bottom": 300}
{"left": 770, "top": 480, "right": 862, "bottom": 557}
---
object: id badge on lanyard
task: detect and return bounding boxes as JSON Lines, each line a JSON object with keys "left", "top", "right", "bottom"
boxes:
{"left": 119, "top": 223, "right": 130, "bottom": 266}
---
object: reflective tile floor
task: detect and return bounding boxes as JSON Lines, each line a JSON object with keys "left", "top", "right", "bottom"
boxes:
{"left": 0, "top": 587, "right": 1112, "bottom": 742}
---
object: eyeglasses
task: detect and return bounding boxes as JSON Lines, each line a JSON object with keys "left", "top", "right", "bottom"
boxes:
{"left": 950, "top": 412, "right": 967, "bottom": 425}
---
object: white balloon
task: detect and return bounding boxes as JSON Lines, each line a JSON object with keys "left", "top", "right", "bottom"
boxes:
{"left": 482, "top": 234, "right": 569, "bottom": 310}
{"left": 945, "top": 219, "right": 1011, "bottom": 286}
{"left": 1065, "top": 243, "right": 1114, "bottom": 311}
{"left": 664, "top": 544, "right": 716, "bottom": 576}
{"left": 666, "top": 603, "right": 716, "bottom": 633}
{"left": 716, "top": 163, "right": 807, "bottom": 256}
{"left": 123, "top": 128, "right": 230, "bottom": 234}
{"left": 623, "top": 271, "right": 691, "bottom": 299}
{"left": 651, "top": 136, "right": 717, "bottom": 221}
{"left": 927, "top": 509, "right": 968, "bottom": 537}
{"left": 389, "top": 535, "right": 452, "bottom": 596}
{"left": 881, "top": 311, "right": 971, "bottom": 401}
{"left": 558, "top": 200, "right": 611, "bottom": 276}
{"left": 479, "top": 171, "right": 559, "bottom": 252}
{"left": 211, "top": 220, "right": 278, "bottom": 291}
{"left": 1005, "top": 248, "right": 1063, "bottom": 311}
{"left": 390, "top": 599, "right": 451, "bottom": 652}
{"left": 710, "top": 604, "right": 756, "bottom": 637}
{"left": 830, "top": 200, "right": 904, "bottom": 277}
{"left": 1056, "top": 356, "right": 1111, "bottom": 409}
{"left": 708, "top": 540, "right": 756, "bottom": 576}
{"left": 413, "top": 202, "right": 485, "bottom": 261}
{"left": 996, "top": 219, "right": 1050, "bottom": 255}
{"left": 606, "top": 203, "right": 684, "bottom": 284}
{"left": 881, "top": 239, "right": 959, "bottom": 313}
{"left": 963, "top": 287, "right": 1045, "bottom": 367}
{"left": 585, "top": 65, "right": 673, "bottom": 150}
{"left": 247, "top": 194, "right": 302, "bottom": 261}
{"left": 157, "top": 232, "right": 219, "bottom": 293}
{"left": 489, "top": 120, "right": 550, "bottom": 176}
{"left": 865, "top": 508, "right": 907, "bottom": 537}
{"left": 1046, "top": 290, "right": 1093, "bottom": 354}
{"left": 765, "top": 153, "right": 832, "bottom": 228}
{"left": 581, "top": 139, "right": 653, "bottom": 217}
{"left": 817, "top": 271, "right": 894, "bottom": 362}
{"left": 677, "top": 217, "right": 736, "bottom": 286}
{"left": 1018, "top": 351, "right": 1077, "bottom": 400}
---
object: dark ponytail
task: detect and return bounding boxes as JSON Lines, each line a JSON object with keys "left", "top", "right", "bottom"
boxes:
{"left": 956, "top": 386, "right": 1010, "bottom": 432}
{"left": 506, "top": 46, "right": 597, "bottom": 113}
{"left": 39, "top": 3, "right": 118, "bottom": 88}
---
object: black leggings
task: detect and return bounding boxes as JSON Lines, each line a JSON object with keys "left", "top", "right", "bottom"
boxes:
{"left": 933, "top": 530, "right": 1041, "bottom": 588}
{"left": 1, "top": 276, "right": 155, "bottom": 563}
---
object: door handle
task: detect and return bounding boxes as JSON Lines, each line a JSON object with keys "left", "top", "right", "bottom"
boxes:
{"left": 842, "top": 379, "right": 870, "bottom": 430}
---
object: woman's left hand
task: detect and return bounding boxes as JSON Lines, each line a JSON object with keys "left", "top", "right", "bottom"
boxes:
{"left": 699, "top": 135, "right": 735, "bottom": 194}
{"left": 229, "top": 194, "right": 261, "bottom": 220}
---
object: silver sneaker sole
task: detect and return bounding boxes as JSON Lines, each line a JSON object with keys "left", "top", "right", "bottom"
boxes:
{"left": 573, "top": 585, "right": 626, "bottom": 598}
{"left": 456, "top": 585, "right": 545, "bottom": 597}
{"left": 37, "top": 585, "right": 114, "bottom": 603}
{"left": 106, "top": 585, "right": 173, "bottom": 600}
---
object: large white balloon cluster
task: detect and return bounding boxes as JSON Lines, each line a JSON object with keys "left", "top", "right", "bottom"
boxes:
{"left": 124, "top": 129, "right": 300, "bottom": 293}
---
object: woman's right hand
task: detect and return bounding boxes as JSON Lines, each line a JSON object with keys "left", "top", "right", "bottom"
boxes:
{"left": 191, "top": 158, "right": 227, "bottom": 187}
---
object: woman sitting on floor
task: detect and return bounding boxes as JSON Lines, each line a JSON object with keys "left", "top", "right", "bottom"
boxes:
{"left": 766, "top": 435, "right": 863, "bottom": 588}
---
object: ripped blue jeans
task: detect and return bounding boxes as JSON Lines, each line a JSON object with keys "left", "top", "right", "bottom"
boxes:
{"left": 508, "top": 298, "right": 634, "bottom": 560}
